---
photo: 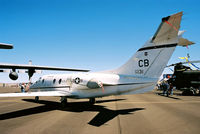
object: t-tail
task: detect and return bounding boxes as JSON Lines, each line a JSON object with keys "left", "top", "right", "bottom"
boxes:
{"left": 110, "top": 12, "right": 183, "bottom": 79}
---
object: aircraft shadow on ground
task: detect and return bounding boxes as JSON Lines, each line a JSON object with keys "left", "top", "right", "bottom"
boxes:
{"left": 0, "top": 98, "right": 145, "bottom": 127}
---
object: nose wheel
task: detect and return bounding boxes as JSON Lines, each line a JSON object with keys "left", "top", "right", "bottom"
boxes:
{"left": 89, "top": 98, "right": 96, "bottom": 105}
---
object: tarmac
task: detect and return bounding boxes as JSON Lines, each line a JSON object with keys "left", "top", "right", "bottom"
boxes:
{"left": 0, "top": 87, "right": 200, "bottom": 134}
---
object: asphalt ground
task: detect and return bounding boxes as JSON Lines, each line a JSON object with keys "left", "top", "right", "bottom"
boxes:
{"left": 0, "top": 87, "right": 200, "bottom": 134}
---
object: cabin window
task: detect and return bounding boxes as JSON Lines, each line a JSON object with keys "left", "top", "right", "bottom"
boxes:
{"left": 53, "top": 79, "right": 56, "bottom": 84}
{"left": 59, "top": 79, "right": 62, "bottom": 84}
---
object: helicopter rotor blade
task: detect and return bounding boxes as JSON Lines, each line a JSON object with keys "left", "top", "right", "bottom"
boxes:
{"left": 167, "top": 60, "right": 200, "bottom": 67}
{"left": 166, "top": 62, "right": 181, "bottom": 67}
{"left": 181, "top": 60, "right": 200, "bottom": 65}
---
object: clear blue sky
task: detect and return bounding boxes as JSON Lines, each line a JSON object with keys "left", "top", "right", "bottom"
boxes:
{"left": 0, "top": 0, "right": 200, "bottom": 83}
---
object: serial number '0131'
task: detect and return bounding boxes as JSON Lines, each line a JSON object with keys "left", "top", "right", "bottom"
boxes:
{"left": 135, "top": 69, "right": 144, "bottom": 74}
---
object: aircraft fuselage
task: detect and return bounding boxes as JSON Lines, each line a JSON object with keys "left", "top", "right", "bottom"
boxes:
{"left": 30, "top": 73, "right": 157, "bottom": 98}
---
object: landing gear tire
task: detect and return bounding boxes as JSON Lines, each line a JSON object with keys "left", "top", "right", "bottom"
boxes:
{"left": 89, "top": 98, "right": 96, "bottom": 105}
{"left": 60, "top": 97, "right": 68, "bottom": 107}
{"left": 35, "top": 96, "right": 39, "bottom": 102}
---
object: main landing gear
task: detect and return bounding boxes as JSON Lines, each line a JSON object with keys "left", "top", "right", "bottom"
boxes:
{"left": 60, "top": 97, "right": 96, "bottom": 107}
{"left": 60, "top": 96, "right": 68, "bottom": 107}
{"left": 35, "top": 96, "right": 39, "bottom": 102}
{"left": 89, "top": 98, "right": 96, "bottom": 105}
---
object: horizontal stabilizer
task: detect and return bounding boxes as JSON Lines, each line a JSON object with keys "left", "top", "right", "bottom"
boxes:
{"left": 178, "top": 38, "right": 195, "bottom": 47}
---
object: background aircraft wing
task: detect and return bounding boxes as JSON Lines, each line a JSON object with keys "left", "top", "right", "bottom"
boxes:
{"left": 0, "top": 63, "right": 90, "bottom": 72}
{"left": 0, "top": 43, "right": 13, "bottom": 49}
{"left": 0, "top": 91, "right": 72, "bottom": 97}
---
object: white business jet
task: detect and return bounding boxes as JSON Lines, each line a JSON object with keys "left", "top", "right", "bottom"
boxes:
{"left": 0, "top": 12, "right": 187, "bottom": 106}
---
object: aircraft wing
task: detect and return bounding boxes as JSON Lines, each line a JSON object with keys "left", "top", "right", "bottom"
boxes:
{"left": 0, "top": 91, "right": 71, "bottom": 97}
{"left": 0, "top": 43, "right": 13, "bottom": 49}
{"left": 0, "top": 63, "right": 90, "bottom": 72}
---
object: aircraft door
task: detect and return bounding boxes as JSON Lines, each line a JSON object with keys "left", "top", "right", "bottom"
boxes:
{"left": 66, "top": 76, "right": 73, "bottom": 90}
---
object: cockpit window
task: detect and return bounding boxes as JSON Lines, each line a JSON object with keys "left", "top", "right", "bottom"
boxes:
{"left": 53, "top": 79, "right": 56, "bottom": 84}
{"left": 59, "top": 79, "right": 62, "bottom": 84}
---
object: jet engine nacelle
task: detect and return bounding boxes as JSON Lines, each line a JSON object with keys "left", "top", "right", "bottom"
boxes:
{"left": 73, "top": 77, "right": 102, "bottom": 89}
{"left": 87, "top": 79, "right": 101, "bottom": 89}
{"left": 9, "top": 71, "right": 18, "bottom": 80}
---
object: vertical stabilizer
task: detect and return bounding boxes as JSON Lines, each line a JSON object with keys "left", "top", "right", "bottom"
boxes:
{"left": 111, "top": 12, "right": 183, "bottom": 78}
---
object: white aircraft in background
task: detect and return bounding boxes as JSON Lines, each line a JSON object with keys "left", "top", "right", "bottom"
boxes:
{"left": 0, "top": 12, "right": 192, "bottom": 106}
